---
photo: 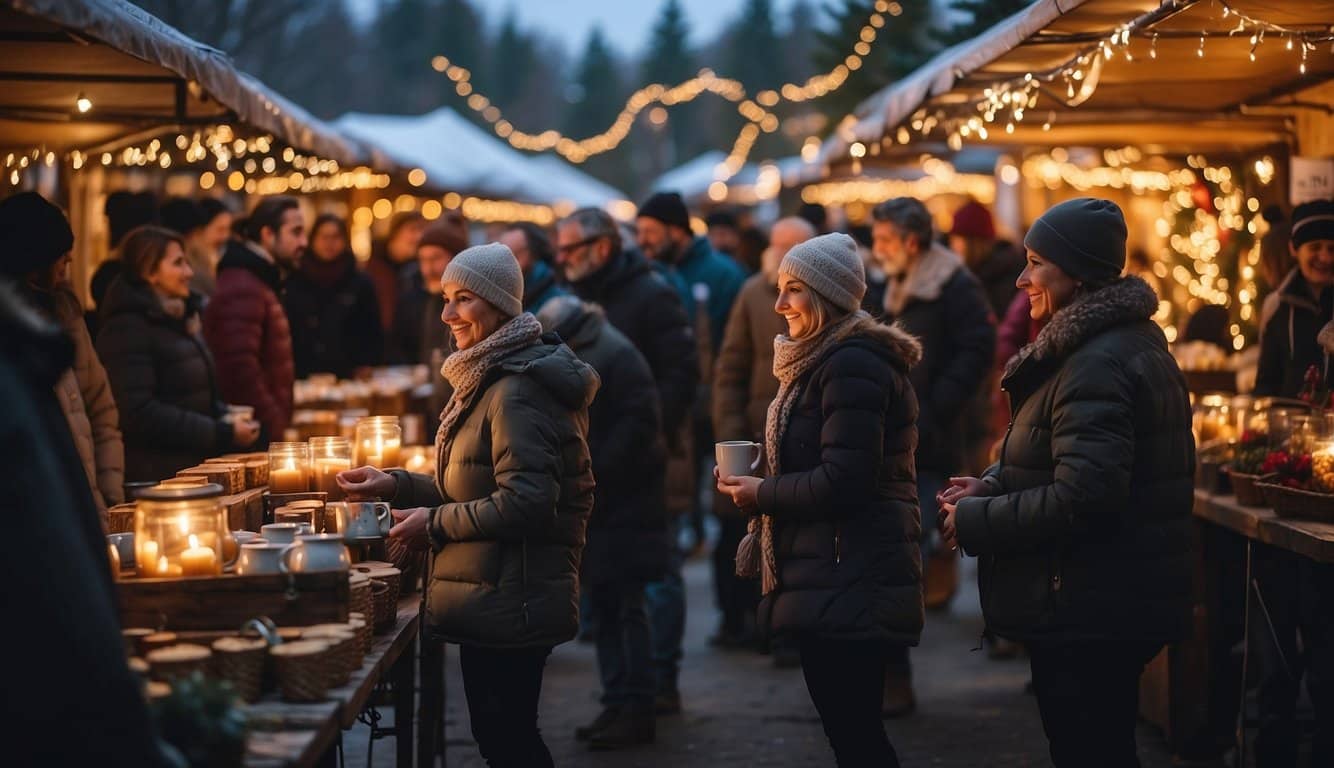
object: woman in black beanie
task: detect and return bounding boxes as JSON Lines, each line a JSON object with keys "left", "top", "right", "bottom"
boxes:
{"left": 939, "top": 198, "right": 1194, "bottom": 767}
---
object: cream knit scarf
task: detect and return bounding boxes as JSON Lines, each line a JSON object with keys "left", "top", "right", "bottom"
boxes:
{"left": 736, "top": 310, "right": 869, "bottom": 595}
{"left": 435, "top": 313, "right": 543, "bottom": 466}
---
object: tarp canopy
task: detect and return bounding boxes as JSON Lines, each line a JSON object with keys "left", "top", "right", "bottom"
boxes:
{"left": 824, "top": 0, "right": 1334, "bottom": 164}
{"left": 0, "top": 0, "right": 380, "bottom": 167}
{"left": 336, "top": 108, "right": 627, "bottom": 208}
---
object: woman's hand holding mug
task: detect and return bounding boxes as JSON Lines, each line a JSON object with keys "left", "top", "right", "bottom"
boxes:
{"left": 337, "top": 466, "right": 396, "bottom": 501}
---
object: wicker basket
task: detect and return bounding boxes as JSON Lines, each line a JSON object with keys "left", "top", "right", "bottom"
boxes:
{"left": 140, "top": 632, "right": 180, "bottom": 655}
{"left": 1257, "top": 482, "right": 1334, "bottom": 522}
{"left": 301, "top": 626, "right": 356, "bottom": 687}
{"left": 349, "top": 572, "right": 373, "bottom": 618}
{"left": 108, "top": 504, "right": 136, "bottom": 535}
{"left": 345, "top": 616, "right": 370, "bottom": 659}
{"left": 1230, "top": 471, "right": 1274, "bottom": 507}
{"left": 146, "top": 644, "right": 213, "bottom": 682}
{"left": 271, "top": 640, "right": 332, "bottom": 702}
{"left": 122, "top": 628, "right": 155, "bottom": 658}
{"left": 369, "top": 579, "right": 394, "bottom": 633}
{"left": 355, "top": 564, "right": 402, "bottom": 605}
{"left": 212, "top": 637, "right": 267, "bottom": 702}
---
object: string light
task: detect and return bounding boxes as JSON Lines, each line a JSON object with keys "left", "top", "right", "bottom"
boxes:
{"left": 75, "top": 93, "right": 92, "bottom": 113}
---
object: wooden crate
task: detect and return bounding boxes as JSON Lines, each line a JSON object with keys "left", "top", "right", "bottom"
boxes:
{"left": 177, "top": 463, "right": 245, "bottom": 494}
{"left": 221, "top": 487, "right": 266, "bottom": 531}
{"left": 207, "top": 456, "right": 268, "bottom": 489}
{"left": 118, "top": 570, "right": 349, "bottom": 631}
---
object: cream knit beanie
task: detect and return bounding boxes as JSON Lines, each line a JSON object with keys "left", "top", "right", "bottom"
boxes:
{"left": 440, "top": 242, "right": 524, "bottom": 317}
{"left": 778, "top": 232, "right": 866, "bottom": 313}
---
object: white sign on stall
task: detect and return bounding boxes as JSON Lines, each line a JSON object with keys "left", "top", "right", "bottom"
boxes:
{"left": 1291, "top": 156, "right": 1334, "bottom": 204}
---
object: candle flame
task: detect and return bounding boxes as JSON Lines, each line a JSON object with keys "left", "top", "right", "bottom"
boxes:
{"left": 158, "top": 555, "right": 168, "bottom": 574}
{"left": 284, "top": 457, "right": 297, "bottom": 471}
{"left": 188, "top": 534, "right": 199, "bottom": 548}
{"left": 178, "top": 515, "right": 189, "bottom": 534}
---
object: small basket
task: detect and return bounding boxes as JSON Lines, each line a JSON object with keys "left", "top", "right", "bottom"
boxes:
{"left": 346, "top": 615, "right": 370, "bottom": 659}
{"left": 108, "top": 504, "right": 136, "bottom": 534}
{"left": 301, "top": 626, "right": 356, "bottom": 687}
{"left": 1230, "top": 471, "right": 1274, "bottom": 507}
{"left": 212, "top": 637, "right": 267, "bottom": 702}
{"left": 1257, "top": 482, "right": 1334, "bottom": 522}
{"left": 369, "top": 579, "right": 394, "bottom": 633}
{"left": 122, "top": 628, "right": 155, "bottom": 658}
{"left": 140, "top": 632, "right": 180, "bottom": 655}
{"left": 270, "top": 640, "right": 332, "bottom": 702}
{"left": 349, "top": 572, "right": 373, "bottom": 618}
{"left": 146, "top": 644, "right": 213, "bottom": 683}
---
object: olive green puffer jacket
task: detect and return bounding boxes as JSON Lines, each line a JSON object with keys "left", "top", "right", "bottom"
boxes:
{"left": 391, "top": 335, "right": 598, "bottom": 648}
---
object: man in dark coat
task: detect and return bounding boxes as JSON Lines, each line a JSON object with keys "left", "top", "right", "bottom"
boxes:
{"left": 204, "top": 196, "right": 303, "bottom": 443}
{"left": 871, "top": 196, "right": 995, "bottom": 713}
{"left": 556, "top": 207, "right": 698, "bottom": 714}
{"left": 538, "top": 296, "right": 667, "bottom": 748}
{"left": 499, "top": 222, "right": 568, "bottom": 315}
{"left": 0, "top": 276, "right": 173, "bottom": 767}
{"left": 389, "top": 212, "right": 468, "bottom": 366}
{"left": 282, "top": 214, "right": 383, "bottom": 378}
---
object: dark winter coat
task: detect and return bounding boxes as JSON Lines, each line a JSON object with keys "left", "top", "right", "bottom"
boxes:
{"left": 755, "top": 321, "right": 925, "bottom": 645}
{"left": 955, "top": 277, "right": 1193, "bottom": 648}
{"left": 390, "top": 336, "right": 598, "bottom": 648}
{"left": 570, "top": 249, "right": 698, "bottom": 432}
{"left": 1254, "top": 267, "right": 1334, "bottom": 399}
{"left": 882, "top": 245, "right": 996, "bottom": 473}
{"left": 203, "top": 242, "right": 294, "bottom": 442}
{"left": 541, "top": 301, "right": 668, "bottom": 586}
{"left": 712, "top": 273, "right": 784, "bottom": 444}
{"left": 97, "top": 277, "right": 233, "bottom": 483}
{"left": 283, "top": 252, "right": 384, "bottom": 378}
{"left": 1, "top": 279, "right": 172, "bottom": 767}
{"left": 365, "top": 252, "right": 409, "bottom": 332}
{"left": 523, "top": 260, "right": 567, "bottom": 314}
{"left": 677, "top": 236, "right": 747, "bottom": 354}
{"left": 388, "top": 268, "right": 438, "bottom": 366}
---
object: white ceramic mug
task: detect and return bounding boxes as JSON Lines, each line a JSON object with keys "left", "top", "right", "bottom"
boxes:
{"left": 289, "top": 533, "right": 351, "bottom": 573}
{"left": 260, "top": 522, "right": 304, "bottom": 545}
{"left": 237, "top": 542, "right": 297, "bottom": 575}
{"left": 341, "top": 501, "right": 392, "bottom": 540}
{"left": 107, "top": 532, "right": 135, "bottom": 569}
{"left": 716, "top": 440, "right": 763, "bottom": 479}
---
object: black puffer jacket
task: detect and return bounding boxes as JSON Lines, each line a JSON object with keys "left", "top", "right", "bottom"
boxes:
{"left": 390, "top": 335, "right": 598, "bottom": 648}
{"left": 1254, "top": 267, "right": 1333, "bottom": 398}
{"left": 570, "top": 250, "right": 698, "bottom": 433}
{"left": 96, "top": 277, "right": 232, "bottom": 483}
{"left": 538, "top": 298, "right": 669, "bottom": 586}
{"left": 755, "top": 321, "right": 924, "bottom": 645}
{"left": 956, "top": 277, "right": 1193, "bottom": 647}
{"left": 282, "top": 252, "right": 384, "bottom": 378}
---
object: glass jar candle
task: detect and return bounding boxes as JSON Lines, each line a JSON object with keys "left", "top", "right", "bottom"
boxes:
{"left": 310, "top": 436, "right": 352, "bottom": 501}
{"left": 1193, "top": 393, "right": 1234, "bottom": 446}
{"left": 268, "top": 442, "right": 311, "bottom": 493}
{"left": 400, "top": 445, "right": 435, "bottom": 475}
{"left": 353, "top": 415, "right": 402, "bottom": 469}
{"left": 135, "top": 484, "right": 227, "bottom": 578}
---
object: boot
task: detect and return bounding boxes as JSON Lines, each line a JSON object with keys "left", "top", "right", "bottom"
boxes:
{"left": 654, "top": 688, "right": 682, "bottom": 715}
{"left": 588, "top": 703, "right": 656, "bottom": 750}
{"left": 574, "top": 706, "right": 620, "bottom": 742}
{"left": 881, "top": 664, "right": 916, "bottom": 718}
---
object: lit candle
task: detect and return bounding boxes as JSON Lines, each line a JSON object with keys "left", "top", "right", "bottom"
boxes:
{"left": 313, "top": 457, "right": 352, "bottom": 501}
{"left": 156, "top": 555, "right": 170, "bottom": 577}
{"left": 180, "top": 534, "right": 218, "bottom": 576}
{"left": 140, "top": 539, "right": 159, "bottom": 574}
{"left": 270, "top": 456, "right": 307, "bottom": 493}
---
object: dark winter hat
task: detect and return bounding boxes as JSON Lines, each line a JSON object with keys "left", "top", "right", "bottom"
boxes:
{"left": 950, "top": 200, "right": 996, "bottom": 240}
{"left": 1291, "top": 200, "right": 1334, "bottom": 249}
{"left": 0, "top": 191, "right": 74, "bottom": 277}
{"left": 419, "top": 211, "right": 469, "bottom": 256}
{"left": 779, "top": 232, "right": 866, "bottom": 313}
{"left": 637, "top": 191, "right": 691, "bottom": 232}
{"left": 1023, "top": 197, "right": 1126, "bottom": 282}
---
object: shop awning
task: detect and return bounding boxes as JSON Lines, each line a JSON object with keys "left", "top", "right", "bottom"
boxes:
{"left": 824, "top": 0, "right": 1334, "bottom": 164}
{"left": 0, "top": 0, "right": 379, "bottom": 167}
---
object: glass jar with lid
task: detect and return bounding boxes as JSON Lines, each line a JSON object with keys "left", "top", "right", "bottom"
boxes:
{"left": 135, "top": 483, "right": 227, "bottom": 578}
{"left": 268, "top": 442, "right": 311, "bottom": 493}
{"left": 1193, "top": 392, "right": 1234, "bottom": 447}
{"left": 353, "top": 415, "right": 402, "bottom": 469}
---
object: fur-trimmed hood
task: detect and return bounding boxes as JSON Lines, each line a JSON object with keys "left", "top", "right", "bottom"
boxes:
{"left": 1004, "top": 275, "right": 1158, "bottom": 380}
{"left": 837, "top": 313, "right": 923, "bottom": 370}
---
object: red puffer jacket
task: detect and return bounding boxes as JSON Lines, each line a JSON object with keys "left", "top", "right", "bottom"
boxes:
{"left": 203, "top": 242, "right": 294, "bottom": 441}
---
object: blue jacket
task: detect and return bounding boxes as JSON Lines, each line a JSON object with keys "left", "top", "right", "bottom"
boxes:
{"left": 676, "top": 236, "right": 745, "bottom": 353}
{"left": 523, "top": 260, "right": 567, "bottom": 315}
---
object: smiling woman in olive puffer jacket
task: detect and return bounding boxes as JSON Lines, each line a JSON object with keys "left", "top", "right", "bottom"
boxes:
{"left": 940, "top": 198, "right": 1194, "bottom": 768}
{"left": 338, "top": 242, "right": 598, "bottom": 768}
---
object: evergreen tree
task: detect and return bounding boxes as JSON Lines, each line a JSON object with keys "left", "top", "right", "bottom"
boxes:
{"left": 935, "top": 0, "right": 1036, "bottom": 47}
{"left": 785, "top": 0, "right": 821, "bottom": 83}
{"left": 489, "top": 11, "right": 535, "bottom": 113}
{"left": 813, "top": 0, "right": 937, "bottom": 123}
{"left": 373, "top": 0, "right": 437, "bottom": 112}
{"left": 641, "top": 0, "right": 698, "bottom": 167}
{"left": 564, "top": 27, "right": 622, "bottom": 139}
{"left": 725, "top": 0, "right": 786, "bottom": 92}
{"left": 422, "top": 0, "right": 489, "bottom": 117}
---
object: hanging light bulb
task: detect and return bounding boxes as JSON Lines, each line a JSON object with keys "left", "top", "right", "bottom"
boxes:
{"left": 75, "top": 93, "right": 92, "bottom": 113}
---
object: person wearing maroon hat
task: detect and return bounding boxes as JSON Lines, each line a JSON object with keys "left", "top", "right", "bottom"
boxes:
{"left": 948, "top": 200, "right": 1025, "bottom": 317}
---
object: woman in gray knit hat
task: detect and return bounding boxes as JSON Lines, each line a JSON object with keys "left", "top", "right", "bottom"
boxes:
{"left": 339, "top": 242, "right": 599, "bottom": 768}
{"left": 940, "top": 198, "right": 1193, "bottom": 767}
{"left": 717, "top": 232, "right": 923, "bottom": 767}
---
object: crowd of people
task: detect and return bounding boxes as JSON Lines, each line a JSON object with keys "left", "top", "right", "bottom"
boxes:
{"left": 4, "top": 180, "right": 1334, "bottom": 768}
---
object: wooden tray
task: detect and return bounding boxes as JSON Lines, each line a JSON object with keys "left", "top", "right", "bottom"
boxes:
{"left": 118, "top": 570, "right": 349, "bottom": 631}
{"left": 1255, "top": 482, "right": 1334, "bottom": 523}
{"left": 1229, "top": 471, "right": 1274, "bottom": 507}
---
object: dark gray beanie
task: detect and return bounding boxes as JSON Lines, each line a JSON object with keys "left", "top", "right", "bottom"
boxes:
{"left": 1024, "top": 197, "right": 1126, "bottom": 282}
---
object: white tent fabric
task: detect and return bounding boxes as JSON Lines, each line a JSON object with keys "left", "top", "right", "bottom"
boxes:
{"left": 336, "top": 108, "right": 626, "bottom": 207}
{"left": 650, "top": 151, "right": 735, "bottom": 199}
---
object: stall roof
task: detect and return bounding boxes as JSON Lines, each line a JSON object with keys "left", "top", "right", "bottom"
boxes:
{"left": 336, "top": 108, "right": 627, "bottom": 208}
{"left": 0, "top": 0, "right": 378, "bottom": 166}
{"left": 825, "top": 0, "right": 1334, "bottom": 162}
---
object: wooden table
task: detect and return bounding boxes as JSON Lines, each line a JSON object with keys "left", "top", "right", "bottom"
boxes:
{"left": 1193, "top": 490, "right": 1334, "bottom": 564}
{"left": 242, "top": 596, "right": 422, "bottom": 768}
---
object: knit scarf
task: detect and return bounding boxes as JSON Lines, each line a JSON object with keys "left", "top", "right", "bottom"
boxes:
{"left": 435, "top": 313, "right": 543, "bottom": 463}
{"left": 736, "top": 310, "right": 868, "bottom": 595}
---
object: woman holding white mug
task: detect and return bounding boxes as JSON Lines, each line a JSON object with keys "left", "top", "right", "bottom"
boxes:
{"left": 717, "top": 233, "right": 922, "bottom": 767}
{"left": 338, "top": 243, "right": 598, "bottom": 768}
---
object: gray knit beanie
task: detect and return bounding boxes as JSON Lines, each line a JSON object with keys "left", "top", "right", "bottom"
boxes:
{"left": 440, "top": 242, "right": 524, "bottom": 317}
{"left": 778, "top": 232, "right": 866, "bottom": 313}
{"left": 1024, "top": 197, "right": 1127, "bottom": 282}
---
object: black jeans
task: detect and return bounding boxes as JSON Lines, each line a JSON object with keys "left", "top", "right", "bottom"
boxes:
{"left": 1252, "top": 545, "right": 1334, "bottom": 767}
{"left": 458, "top": 644, "right": 554, "bottom": 768}
{"left": 799, "top": 636, "right": 901, "bottom": 768}
{"left": 1028, "top": 639, "right": 1161, "bottom": 768}
{"left": 589, "top": 579, "right": 654, "bottom": 707}
{"left": 712, "top": 504, "right": 759, "bottom": 636}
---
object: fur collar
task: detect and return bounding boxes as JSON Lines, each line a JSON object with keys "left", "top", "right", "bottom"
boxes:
{"left": 1004, "top": 276, "right": 1158, "bottom": 380}
{"left": 884, "top": 242, "right": 963, "bottom": 316}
